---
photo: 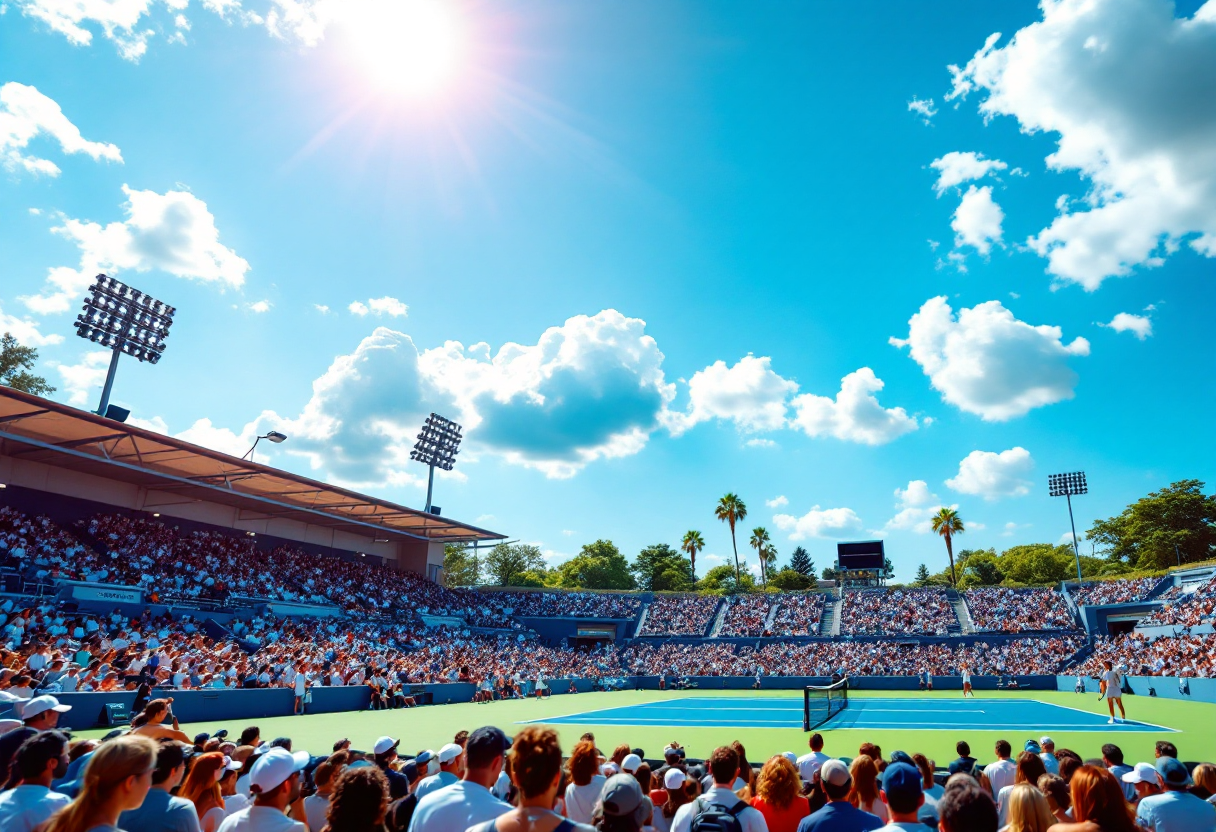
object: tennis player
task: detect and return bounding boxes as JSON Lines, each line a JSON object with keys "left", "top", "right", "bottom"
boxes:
{"left": 1100, "top": 660, "right": 1127, "bottom": 724}
{"left": 961, "top": 664, "right": 973, "bottom": 698}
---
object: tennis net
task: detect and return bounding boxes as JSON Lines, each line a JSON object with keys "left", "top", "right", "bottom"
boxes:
{"left": 803, "top": 678, "right": 848, "bottom": 730}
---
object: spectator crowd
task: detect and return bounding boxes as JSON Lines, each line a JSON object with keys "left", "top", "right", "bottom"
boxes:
{"left": 841, "top": 589, "right": 957, "bottom": 636}
{"left": 964, "top": 588, "right": 1080, "bottom": 633}
{"left": 1069, "top": 578, "right": 1161, "bottom": 607}
{"left": 637, "top": 596, "right": 721, "bottom": 637}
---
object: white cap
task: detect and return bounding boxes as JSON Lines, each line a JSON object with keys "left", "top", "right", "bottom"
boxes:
{"left": 438, "top": 743, "right": 463, "bottom": 764}
{"left": 0, "top": 690, "right": 21, "bottom": 704}
{"left": 621, "top": 754, "right": 642, "bottom": 773}
{"left": 601, "top": 762, "right": 619, "bottom": 776}
{"left": 249, "top": 748, "right": 310, "bottom": 793}
{"left": 17, "top": 695, "right": 71, "bottom": 720}
{"left": 1122, "top": 762, "right": 1161, "bottom": 786}
{"left": 373, "top": 736, "right": 400, "bottom": 756}
{"left": 820, "top": 759, "right": 851, "bottom": 787}
{"left": 1040, "top": 736, "right": 1054, "bottom": 747}
{"left": 781, "top": 752, "right": 798, "bottom": 766}
{"left": 664, "top": 768, "right": 686, "bottom": 789}
{"left": 224, "top": 755, "right": 243, "bottom": 771}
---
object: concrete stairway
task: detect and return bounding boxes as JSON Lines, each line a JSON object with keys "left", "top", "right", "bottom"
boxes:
{"left": 820, "top": 596, "right": 843, "bottom": 636}
{"left": 946, "top": 588, "right": 975, "bottom": 634}
{"left": 763, "top": 602, "right": 779, "bottom": 633}
{"left": 709, "top": 600, "right": 729, "bottom": 637}
{"left": 634, "top": 602, "right": 652, "bottom": 636}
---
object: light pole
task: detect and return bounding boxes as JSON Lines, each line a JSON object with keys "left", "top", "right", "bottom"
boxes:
{"left": 242, "top": 431, "right": 287, "bottom": 462}
{"left": 1049, "top": 471, "right": 1088, "bottom": 586}
{"left": 410, "top": 413, "right": 462, "bottom": 514}
{"left": 74, "top": 274, "right": 176, "bottom": 418}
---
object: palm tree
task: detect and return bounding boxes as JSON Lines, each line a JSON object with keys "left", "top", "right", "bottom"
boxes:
{"left": 749, "top": 527, "right": 771, "bottom": 587}
{"left": 681, "top": 530, "right": 705, "bottom": 581}
{"left": 930, "top": 507, "right": 965, "bottom": 587}
{"left": 715, "top": 493, "right": 748, "bottom": 583}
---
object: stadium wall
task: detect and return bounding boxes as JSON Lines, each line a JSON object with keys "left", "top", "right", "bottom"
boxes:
{"left": 1055, "top": 674, "right": 1216, "bottom": 703}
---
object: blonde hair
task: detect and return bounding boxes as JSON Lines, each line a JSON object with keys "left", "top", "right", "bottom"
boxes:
{"left": 755, "top": 755, "right": 800, "bottom": 810}
{"left": 1004, "top": 784, "right": 1055, "bottom": 832}
{"left": 43, "top": 735, "right": 157, "bottom": 832}
{"left": 1193, "top": 763, "right": 1216, "bottom": 796}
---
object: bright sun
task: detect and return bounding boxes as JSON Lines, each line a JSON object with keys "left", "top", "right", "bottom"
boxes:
{"left": 344, "top": 0, "right": 464, "bottom": 97}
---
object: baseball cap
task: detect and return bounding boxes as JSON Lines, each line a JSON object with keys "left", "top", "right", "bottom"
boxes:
{"left": 249, "top": 748, "right": 310, "bottom": 793}
{"left": 438, "top": 743, "right": 463, "bottom": 764}
{"left": 601, "top": 762, "right": 619, "bottom": 776}
{"left": 820, "top": 759, "right": 852, "bottom": 787}
{"left": 223, "top": 755, "right": 242, "bottom": 772}
{"left": 1121, "top": 762, "right": 1161, "bottom": 786}
{"left": 415, "top": 750, "right": 434, "bottom": 766}
{"left": 890, "top": 750, "right": 915, "bottom": 767}
{"left": 1039, "top": 736, "right": 1054, "bottom": 747}
{"left": 467, "top": 727, "right": 511, "bottom": 759}
{"left": 664, "top": 768, "right": 686, "bottom": 789}
{"left": 621, "top": 753, "right": 642, "bottom": 773}
{"left": 1155, "top": 757, "right": 1192, "bottom": 787}
{"left": 781, "top": 752, "right": 798, "bottom": 766}
{"left": 195, "top": 733, "right": 211, "bottom": 746}
{"left": 18, "top": 695, "right": 71, "bottom": 720}
{"left": 664, "top": 746, "right": 681, "bottom": 761}
{"left": 373, "top": 737, "right": 400, "bottom": 756}
{"left": 600, "top": 772, "right": 648, "bottom": 824}
{"left": 1025, "top": 740, "right": 1042, "bottom": 753}
{"left": 882, "top": 762, "right": 924, "bottom": 801}
{"left": 400, "top": 760, "right": 418, "bottom": 780}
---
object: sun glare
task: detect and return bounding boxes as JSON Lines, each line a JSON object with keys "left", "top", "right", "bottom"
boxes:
{"left": 344, "top": 0, "right": 464, "bottom": 97}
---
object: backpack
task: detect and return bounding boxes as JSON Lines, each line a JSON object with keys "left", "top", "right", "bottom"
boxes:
{"left": 689, "top": 797, "right": 747, "bottom": 832}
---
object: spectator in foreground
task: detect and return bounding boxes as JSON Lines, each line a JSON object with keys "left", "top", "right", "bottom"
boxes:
{"left": 798, "top": 759, "right": 884, "bottom": 832}
{"left": 876, "top": 761, "right": 924, "bottom": 831}
{"left": 1047, "top": 765, "right": 1140, "bottom": 832}
{"left": 469, "top": 726, "right": 595, "bottom": 832}
{"left": 564, "top": 740, "right": 607, "bottom": 825}
{"left": 937, "top": 774, "right": 997, "bottom": 832}
{"left": 217, "top": 746, "right": 311, "bottom": 832}
{"left": 1002, "top": 784, "right": 1055, "bottom": 832}
{"left": 179, "top": 752, "right": 233, "bottom": 832}
{"left": 997, "top": 752, "right": 1048, "bottom": 826}
{"left": 671, "top": 745, "right": 766, "bottom": 832}
{"left": 750, "top": 754, "right": 810, "bottom": 832}
{"left": 43, "top": 735, "right": 158, "bottom": 832}
{"left": 0, "top": 730, "right": 72, "bottom": 832}
{"left": 118, "top": 739, "right": 200, "bottom": 832}
{"left": 654, "top": 769, "right": 692, "bottom": 832}
{"left": 848, "top": 756, "right": 887, "bottom": 823}
{"left": 0, "top": 694, "right": 72, "bottom": 786}
{"left": 322, "top": 766, "right": 389, "bottom": 832}
{"left": 408, "top": 726, "right": 511, "bottom": 832}
{"left": 1134, "top": 757, "right": 1216, "bottom": 832}
{"left": 798, "top": 733, "right": 830, "bottom": 784}
{"left": 1037, "top": 774, "right": 1072, "bottom": 824}
{"left": 304, "top": 758, "right": 341, "bottom": 832}
{"left": 948, "top": 742, "right": 976, "bottom": 777}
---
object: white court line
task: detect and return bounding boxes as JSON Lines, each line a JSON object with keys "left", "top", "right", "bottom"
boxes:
{"left": 1023, "top": 698, "right": 1180, "bottom": 733}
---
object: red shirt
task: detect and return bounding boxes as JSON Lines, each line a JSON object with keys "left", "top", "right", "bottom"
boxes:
{"left": 749, "top": 795, "right": 811, "bottom": 832}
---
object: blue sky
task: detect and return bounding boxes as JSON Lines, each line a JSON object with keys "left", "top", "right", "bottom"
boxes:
{"left": 1, "top": 0, "right": 1213, "bottom": 582}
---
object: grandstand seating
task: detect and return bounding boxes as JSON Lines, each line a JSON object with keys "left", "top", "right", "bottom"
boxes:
{"left": 840, "top": 588, "right": 957, "bottom": 635}
{"left": 964, "top": 587, "right": 1079, "bottom": 632}
{"left": 1075, "top": 632, "right": 1216, "bottom": 678}
{"left": 1138, "top": 574, "right": 1216, "bottom": 627}
{"left": 636, "top": 594, "right": 721, "bottom": 636}
{"left": 1068, "top": 576, "right": 1159, "bottom": 606}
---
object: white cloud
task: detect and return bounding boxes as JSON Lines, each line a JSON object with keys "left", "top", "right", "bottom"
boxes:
{"left": 880, "top": 480, "right": 954, "bottom": 534}
{"left": 907, "top": 96, "right": 938, "bottom": 124}
{"left": 744, "top": 438, "right": 777, "bottom": 449}
{"left": 947, "top": 0, "right": 1216, "bottom": 290}
{"left": 790, "top": 367, "right": 918, "bottom": 445}
{"left": 930, "top": 151, "right": 1007, "bottom": 195}
{"left": 54, "top": 350, "right": 111, "bottom": 405}
{"left": 890, "top": 296, "right": 1090, "bottom": 421}
{"left": 0, "top": 82, "right": 122, "bottom": 175}
{"left": 668, "top": 355, "right": 797, "bottom": 434}
{"left": 21, "top": 184, "right": 249, "bottom": 315}
{"left": 1100, "top": 312, "right": 1152, "bottom": 340}
{"left": 0, "top": 301, "right": 63, "bottom": 347}
{"left": 774, "top": 505, "right": 863, "bottom": 541}
{"left": 765, "top": 495, "right": 789, "bottom": 509}
{"left": 946, "top": 447, "right": 1035, "bottom": 501}
{"left": 313, "top": 304, "right": 330, "bottom": 314}
{"left": 248, "top": 300, "right": 272, "bottom": 313}
{"left": 561, "top": 529, "right": 575, "bottom": 537}
{"left": 125, "top": 414, "right": 256, "bottom": 459}
{"left": 18, "top": 0, "right": 166, "bottom": 61}
{"left": 349, "top": 296, "right": 407, "bottom": 318}
{"left": 952, "top": 185, "right": 1004, "bottom": 255}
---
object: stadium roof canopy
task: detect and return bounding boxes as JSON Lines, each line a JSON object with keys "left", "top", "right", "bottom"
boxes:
{"left": 0, "top": 387, "right": 504, "bottom": 544}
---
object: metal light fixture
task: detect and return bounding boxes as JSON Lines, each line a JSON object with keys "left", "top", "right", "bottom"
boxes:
{"left": 410, "top": 412, "right": 462, "bottom": 513}
{"left": 74, "top": 274, "right": 176, "bottom": 418}
{"left": 1049, "top": 471, "right": 1088, "bottom": 584}
{"left": 242, "top": 430, "right": 288, "bottom": 462}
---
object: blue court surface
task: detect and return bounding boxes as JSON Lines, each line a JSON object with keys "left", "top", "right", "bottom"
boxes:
{"left": 524, "top": 696, "right": 1174, "bottom": 732}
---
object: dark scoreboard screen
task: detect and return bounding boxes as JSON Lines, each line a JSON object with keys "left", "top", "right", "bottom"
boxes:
{"left": 837, "top": 540, "right": 885, "bottom": 571}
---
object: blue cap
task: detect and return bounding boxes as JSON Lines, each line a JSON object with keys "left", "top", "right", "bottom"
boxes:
{"left": 1156, "top": 757, "right": 1192, "bottom": 787}
{"left": 890, "top": 750, "right": 915, "bottom": 766}
{"left": 881, "top": 762, "right": 923, "bottom": 801}
{"left": 1025, "top": 740, "right": 1041, "bottom": 753}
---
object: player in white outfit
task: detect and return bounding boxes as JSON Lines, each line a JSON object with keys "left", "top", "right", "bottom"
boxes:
{"left": 1100, "top": 660, "right": 1126, "bottom": 723}
{"left": 961, "top": 665, "right": 973, "bottom": 698}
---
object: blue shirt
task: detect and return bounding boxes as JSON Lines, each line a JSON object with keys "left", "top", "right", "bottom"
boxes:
{"left": 1136, "top": 790, "right": 1216, "bottom": 832}
{"left": 798, "top": 801, "right": 885, "bottom": 832}
{"left": 118, "top": 788, "right": 201, "bottom": 832}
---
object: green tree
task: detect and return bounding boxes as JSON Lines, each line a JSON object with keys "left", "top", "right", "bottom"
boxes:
{"left": 770, "top": 568, "right": 812, "bottom": 591}
{"left": 749, "top": 527, "right": 771, "bottom": 586}
{"left": 632, "top": 544, "right": 694, "bottom": 592}
{"left": 788, "top": 546, "right": 814, "bottom": 577}
{"left": 681, "top": 530, "right": 706, "bottom": 580}
{"left": 715, "top": 493, "right": 748, "bottom": 583}
{"left": 697, "top": 563, "right": 755, "bottom": 594}
{"left": 931, "top": 507, "right": 965, "bottom": 587}
{"left": 442, "top": 543, "right": 480, "bottom": 587}
{"left": 483, "top": 543, "right": 546, "bottom": 586}
{"left": 913, "top": 564, "right": 931, "bottom": 586}
{"left": 957, "top": 548, "right": 1004, "bottom": 587}
{"left": 1088, "top": 480, "right": 1216, "bottom": 570}
{"left": 555, "top": 540, "right": 637, "bottom": 590}
{"left": 0, "top": 333, "right": 55, "bottom": 396}
{"left": 821, "top": 566, "right": 841, "bottom": 581}
{"left": 762, "top": 544, "right": 779, "bottom": 585}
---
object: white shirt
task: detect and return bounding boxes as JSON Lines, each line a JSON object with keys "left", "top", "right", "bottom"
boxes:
{"left": 797, "top": 750, "right": 831, "bottom": 782}
{"left": 302, "top": 793, "right": 329, "bottom": 832}
{"left": 414, "top": 770, "right": 458, "bottom": 800}
{"left": 984, "top": 758, "right": 1017, "bottom": 797}
{"left": 1102, "top": 669, "right": 1123, "bottom": 697}
{"left": 671, "top": 785, "right": 769, "bottom": 832}
{"left": 407, "top": 780, "right": 510, "bottom": 832}
{"left": 216, "top": 806, "right": 307, "bottom": 832}
{"left": 0, "top": 783, "right": 73, "bottom": 832}
{"left": 564, "top": 776, "right": 606, "bottom": 824}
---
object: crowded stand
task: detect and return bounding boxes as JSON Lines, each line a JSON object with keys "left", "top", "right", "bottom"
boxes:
{"left": 1075, "top": 633, "right": 1216, "bottom": 679}
{"left": 475, "top": 590, "right": 641, "bottom": 619}
{"left": 717, "top": 594, "right": 774, "bottom": 637}
{"left": 840, "top": 588, "right": 957, "bottom": 636}
{"left": 636, "top": 594, "right": 721, "bottom": 636}
{"left": 964, "top": 587, "right": 1079, "bottom": 633}
{"left": 1138, "top": 575, "right": 1216, "bottom": 628}
{"left": 769, "top": 593, "right": 825, "bottom": 637}
{"left": 1068, "top": 577, "right": 1160, "bottom": 607}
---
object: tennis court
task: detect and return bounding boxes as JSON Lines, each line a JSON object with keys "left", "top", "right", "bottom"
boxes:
{"left": 524, "top": 695, "right": 1175, "bottom": 733}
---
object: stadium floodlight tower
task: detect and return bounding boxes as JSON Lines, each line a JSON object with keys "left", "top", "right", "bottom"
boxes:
{"left": 74, "top": 274, "right": 175, "bottom": 420}
{"left": 411, "top": 412, "right": 462, "bottom": 514}
{"left": 1049, "top": 471, "right": 1088, "bottom": 586}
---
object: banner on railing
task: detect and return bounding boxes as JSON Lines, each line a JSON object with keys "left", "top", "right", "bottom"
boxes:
{"left": 59, "top": 581, "right": 143, "bottom": 604}
{"left": 267, "top": 601, "right": 342, "bottom": 619}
